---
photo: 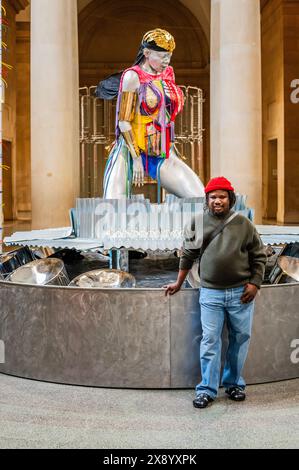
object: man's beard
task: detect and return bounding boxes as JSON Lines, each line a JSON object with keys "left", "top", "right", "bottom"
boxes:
{"left": 210, "top": 208, "right": 229, "bottom": 218}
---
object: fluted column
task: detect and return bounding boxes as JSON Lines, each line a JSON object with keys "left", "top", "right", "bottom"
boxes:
{"left": 31, "top": 0, "right": 79, "bottom": 228}
{"left": 210, "top": 0, "right": 262, "bottom": 222}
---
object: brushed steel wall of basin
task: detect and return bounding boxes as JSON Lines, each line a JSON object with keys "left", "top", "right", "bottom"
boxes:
{"left": 0, "top": 282, "right": 298, "bottom": 388}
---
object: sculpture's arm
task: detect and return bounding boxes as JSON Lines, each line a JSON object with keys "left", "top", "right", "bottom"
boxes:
{"left": 118, "top": 70, "right": 144, "bottom": 186}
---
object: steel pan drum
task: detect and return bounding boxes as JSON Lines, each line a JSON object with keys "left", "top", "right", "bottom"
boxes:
{"left": 69, "top": 269, "right": 136, "bottom": 288}
{"left": 7, "top": 258, "right": 70, "bottom": 286}
{"left": 278, "top": 256, "right": 299, "bottom": 282}
{"left": 0, "top": 246, "right": 35, "bottom": 277}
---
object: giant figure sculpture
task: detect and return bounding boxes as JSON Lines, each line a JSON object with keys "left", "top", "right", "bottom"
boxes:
{"left": 97, "top": 29, "right": 205, "bottom": 199}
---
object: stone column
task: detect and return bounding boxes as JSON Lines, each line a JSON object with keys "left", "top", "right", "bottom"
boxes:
{"left": 31, "top": 0, "right": 79, "bottom": 228}
{"left": 210, "top": 0, "right": 262, "bottom": 222}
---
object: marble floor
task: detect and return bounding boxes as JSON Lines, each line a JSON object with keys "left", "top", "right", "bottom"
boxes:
{"left": 0, "top": 374, "right": 298, "bottom": 449}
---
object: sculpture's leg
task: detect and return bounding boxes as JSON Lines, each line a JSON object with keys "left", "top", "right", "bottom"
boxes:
{"left": 159, "top": 147, "right": 205, "bottom": 198}
{"left": 103, "top": 139, "right": 130, "bottom": 199}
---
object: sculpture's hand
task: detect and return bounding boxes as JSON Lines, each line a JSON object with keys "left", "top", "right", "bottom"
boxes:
{"left": 132, "top": 157, "right": 144, "bottom": 187}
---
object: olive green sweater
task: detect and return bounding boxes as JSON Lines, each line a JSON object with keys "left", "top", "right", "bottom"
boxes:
{"left": 179, "top": 211, "right": 266, "bottom": 289}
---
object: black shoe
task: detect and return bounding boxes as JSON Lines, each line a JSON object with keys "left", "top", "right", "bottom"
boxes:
{"left": 193, "top": 393, "right": 214, "bottom": 409}
{"left": 225, "top": 386, "right": 246, "bottom": 401}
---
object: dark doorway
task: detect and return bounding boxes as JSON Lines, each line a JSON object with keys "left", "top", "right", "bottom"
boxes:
{"left": 266, "top": 139, "right": 278, "bottom": 221}
{"left": 3, "top": 140, "right": 13, "bottom": 221}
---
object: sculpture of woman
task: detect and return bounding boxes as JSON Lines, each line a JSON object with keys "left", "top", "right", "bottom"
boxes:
{"left": 98, "top": 29, "right": 205, "bottom": 199}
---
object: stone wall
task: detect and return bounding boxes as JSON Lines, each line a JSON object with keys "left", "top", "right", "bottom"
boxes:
{"left": 261, "top": 0, "right": 284, "bottom": 222}
{"left": 262, "top": 0, "right": 299, "bottom": 224}
{"left": 283, "top": 0, "right": 299, "bottom": 223}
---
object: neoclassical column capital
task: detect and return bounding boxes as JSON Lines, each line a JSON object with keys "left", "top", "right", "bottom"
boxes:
{"left": 260, "top": 0, "right": 293, "bottom": 11}
{"left": 9, "top": 0, "right": 29, "bottom": 14}
{"left": 260, "top": 0, "right": 269, "bottom": 9}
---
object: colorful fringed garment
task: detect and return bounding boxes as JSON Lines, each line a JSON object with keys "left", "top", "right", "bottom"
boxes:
{"left": 117, "top": 65, "right": 184, "bottom": 176}
{"left": 104, "top": 65, "right": 184, "bottom": 197}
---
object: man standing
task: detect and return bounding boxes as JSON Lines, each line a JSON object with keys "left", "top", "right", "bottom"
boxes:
{"left": 164, "top": 177, "right": 266, "bottom": 409}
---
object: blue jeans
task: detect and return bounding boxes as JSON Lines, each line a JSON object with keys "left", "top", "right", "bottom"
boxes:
{"left": 196, "top": 286, "right": 255, "bottom": 399}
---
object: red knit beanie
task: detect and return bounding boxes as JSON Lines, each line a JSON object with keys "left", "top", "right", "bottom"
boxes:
{"left": 204, "top": 176, "right": 235, "bottom": 194}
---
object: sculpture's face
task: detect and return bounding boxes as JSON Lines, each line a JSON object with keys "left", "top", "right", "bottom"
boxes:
{"left": 143, "top": 49, "right": 172, "bottom": 73}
